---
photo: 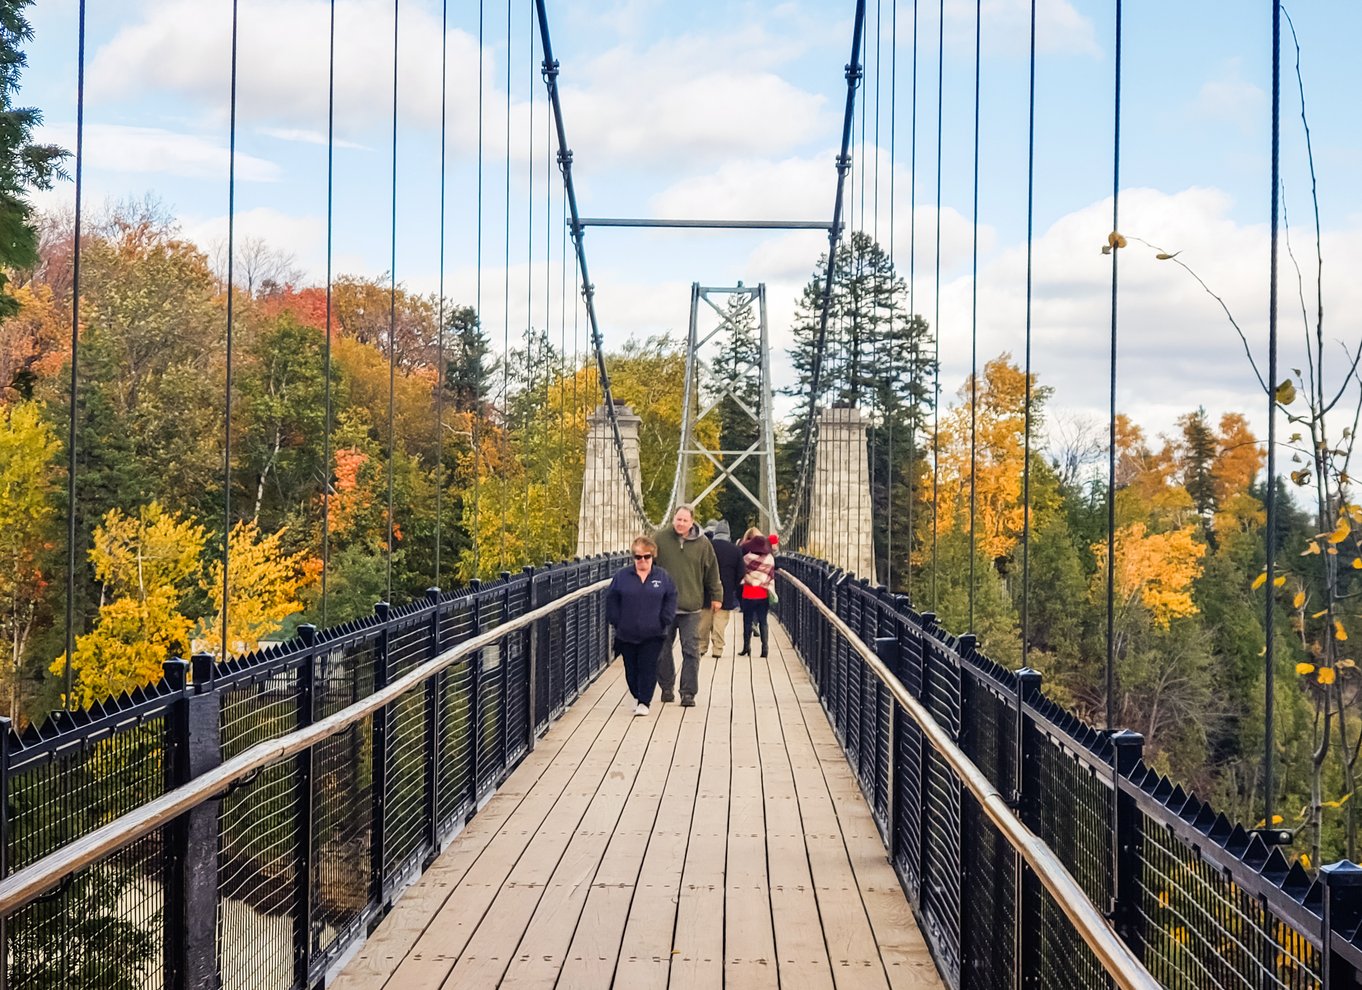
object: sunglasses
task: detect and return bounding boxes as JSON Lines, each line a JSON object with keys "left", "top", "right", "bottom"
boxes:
{"left": 633, "top": 553, "right": 653, "bottom": 560}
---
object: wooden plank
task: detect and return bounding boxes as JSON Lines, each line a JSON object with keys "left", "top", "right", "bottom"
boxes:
{"left": 751, "top": 645, "right": 835, "bottom": 990}
{"left": 352, "top": 668, "right": 638, "bottom": 989}
{"left": 441, "top": 705, "right": 661, "bottom": 986}
{"left": 496, "top": 699, "right": 682, "bottom": 987}
{"left": 765, "top": 633, "right": 894, "bottom": 990}
{"left": 725, "top": 652, "right": 778, "bottom": 988}
{"left": 603, "top": 658, "right": 716, "bottom": 989}
{"left": 332, "top": 664, "right": 629, "bottom": 989}
{"left": 668, "top": 644, "right": 734, "bottom": 989}
{"left": 772, "top": 627, "right": 940, "bottom": 990}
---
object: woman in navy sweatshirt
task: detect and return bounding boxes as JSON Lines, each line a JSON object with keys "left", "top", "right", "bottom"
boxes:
{"left": 606, "top": 535, "right": 678, "bottom": 715}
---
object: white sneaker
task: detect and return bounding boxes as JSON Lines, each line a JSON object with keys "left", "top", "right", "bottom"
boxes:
{"left": 634, "top": 702, "right": 649, "bottom": 716}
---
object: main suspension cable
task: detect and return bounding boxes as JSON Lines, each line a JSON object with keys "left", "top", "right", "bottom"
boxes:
{"left": 783, "top": 0, "right": 868, "bottom": 541}
{"left": 534, "top": 0, "right": 655, "bottom": 532}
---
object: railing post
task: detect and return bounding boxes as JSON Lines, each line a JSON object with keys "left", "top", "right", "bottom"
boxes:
{"left": 468, "top": 580, "right": 483, "bottom": 812}
{"left": 424, "top": 588, "right": 442, "bottom": 861}
{"left": 1321, "top": 861, "right": 1362, "bottom": 989}
{"left": 0, "top": 716, "right": 10, "bottom": 990}
{"left": 500, "top": 572, "right": 513, "bottom": 774}
{"left": 523, "top": 566, "right": 538, "bottom": 752}
{"left": 371, "top": 601, "right": 391, "bottom": 905}
{"left": 183, "top": 653, "right": 222, "bottom": 990}
{"left": 875, "top": 631, "right": 898, "bottom": 849}
{"left": 1013, "top": 667, "right": 1042, "bottom": 990}
{"left": 1110, "top": 728, "right": 1145, "bottom": 958}
{"left": 916, "top": 612, "right": 936, "bottom": 914}
{"left": 293, "top": 626, "right": 317, "bottom": 988}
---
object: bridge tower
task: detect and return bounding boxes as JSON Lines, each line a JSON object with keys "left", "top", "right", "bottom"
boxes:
{"left": 576, "top": 401, "right": 645, "bottom": 556}
{"left": 672, "top": 282, "right": 782, "bottom": 533}
{"left": 805, "top": 405, "right": 877, "bottom": 583}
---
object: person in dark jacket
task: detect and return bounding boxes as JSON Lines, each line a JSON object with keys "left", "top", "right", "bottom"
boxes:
{"left": 652, "top": 505, "right": 722, "bottom": 707}
{"left": 700, "top": 519, "right": 744, "bottom": 658}
{"left": 606, "top": 536, "right": 678, "bottom": 716}
{"left": 739, "top": 528, "right": 776, "bottom": 657}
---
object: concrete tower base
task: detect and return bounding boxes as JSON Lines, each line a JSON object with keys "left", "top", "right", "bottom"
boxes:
{"left": 576, "top": 403, "right": 644, "bottom": 557}
{"left": 805, "top": 405, "right": 877, "bottom": 583}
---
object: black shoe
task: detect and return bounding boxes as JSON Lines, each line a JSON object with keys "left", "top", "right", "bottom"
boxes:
{"left": 660, "top": 690, "right": 674, "bottom": 703}
{"left": 738, "top": 648, "right": 751, "bottom": 657}
{"left": 680, "top": 695, "right": 696, "bottom": 707}
{"left": 760, "top": 649, "right": 768, "bottom": 658}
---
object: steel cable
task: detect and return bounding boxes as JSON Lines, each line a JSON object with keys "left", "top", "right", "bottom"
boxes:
{"left": 222, "top": 0, "right": 242, "bottom": 658}
{"left": 385, "top": 0, "right": 400, "bottom": 601}
{"left": 1105, "top": 0, "right": 1124, "bottom": 733}
{"left": 930, "top": 0, "right": 943, "bottom": 611}
{"left": 1264, "top": 0, "right": 1282, "bottom": 833}
{"left": 435, "top": 0, "right": 448, "bottom": 588}
{"left": 62, "top": 0, "right": 88, "bottom": 704}
{"left": 321, "top": 0, "right": 337, "bottom": 625}
{"left": 967, "top": 0, "right": 981, "bottom": 631}
{"left": 1021, "top": 0, "right": 1037, "bottom": 665}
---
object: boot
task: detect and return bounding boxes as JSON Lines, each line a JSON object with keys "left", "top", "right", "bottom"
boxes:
{"left": 738, "top": 639, "right": 751, "bottom": 657}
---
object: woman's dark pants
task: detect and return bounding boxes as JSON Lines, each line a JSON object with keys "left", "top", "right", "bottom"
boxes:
{"left": 619, "top": 637, "right": 664, "bottom": 704}
{"left": 741, "top": 599, "right": 770, "bottom": 654}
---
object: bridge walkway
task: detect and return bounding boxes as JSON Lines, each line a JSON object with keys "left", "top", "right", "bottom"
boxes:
{"left": 333, "top": 618, "right": 940, "bottom": 989}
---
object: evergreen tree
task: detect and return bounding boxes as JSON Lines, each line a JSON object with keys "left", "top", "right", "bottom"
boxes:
{"left": 443, "top": 305, "right": 491, "bottom": 413}
{"left": 0, "top": 2, "right": 68, "bottom": 319}
{"left": 786, "top": 231, "right": 935, "bottom": 591}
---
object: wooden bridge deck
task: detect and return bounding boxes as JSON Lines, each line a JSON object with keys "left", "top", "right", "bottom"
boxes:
{"left": 333, "top": 619, "right": 941, "bottom": 990}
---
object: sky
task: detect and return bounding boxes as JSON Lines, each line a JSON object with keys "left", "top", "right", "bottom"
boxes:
{"left": 18, "top": 0, "right": 1362, "bottom": 456}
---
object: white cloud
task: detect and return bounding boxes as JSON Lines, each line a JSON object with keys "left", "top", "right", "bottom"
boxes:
{"left": 90, "top": 0, "right": 483, "bottom": 145}
{"left": 89, "top": 0, "right": 835, "bottom": 173}
{"left": 1189, "top": 61, "right": 1265, "bottom": 133}
{"left": 38, "top": 122, "right": 280, "bottom": 182}
{"left": 257, "top": 127, "right": 368, "bottom": 151}
{"left": 184, "top": 206, "right": 328, "bottom": 280}
{"left": 944, "top": 0, "right": 1100, "bottom": 58}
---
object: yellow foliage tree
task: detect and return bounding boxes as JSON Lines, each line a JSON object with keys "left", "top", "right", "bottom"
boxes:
{"left": 934, "top": 356, "right": 1041, "bottom": 562}
{"left": 1093, "top": 522, "right": 1206, "bottom": 630}
{"left": 54, "top": 503, "right": 207, "bottom": 708}
{"left": 195, "top": 520, "right": 316, "bottom": 657}
{"left": 0, "top": 401, "right": 61, "bottom": 721}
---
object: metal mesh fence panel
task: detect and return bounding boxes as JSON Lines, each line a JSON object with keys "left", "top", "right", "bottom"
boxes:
{"left": 1133, "top": 811, "right": 1322, "bottom": 990}
{"left": 1030, "top": 734, "right": 1112, "bottom": 910}
{"left": 7, "top": 829, "right": 167, "bottom": 990}
{"left": 962, "top": 796, "right": 1017, "bottom": 990}
{"left": 311, "top": 637, "right": 377, "bottom": 968}
{"left": 218, "top": 664, "right": 304, "bottom": 990}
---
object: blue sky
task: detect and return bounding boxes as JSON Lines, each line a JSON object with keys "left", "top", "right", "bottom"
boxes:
{"left": 18, "top": 0, "right": 1362, "bottom": 447}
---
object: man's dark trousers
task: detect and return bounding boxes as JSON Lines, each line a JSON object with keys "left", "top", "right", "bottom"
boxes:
{"left": 658, "top": 610, "right": 702, "bottom": 700}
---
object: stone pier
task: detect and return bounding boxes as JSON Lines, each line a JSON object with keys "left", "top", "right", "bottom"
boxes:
{"left": 805, "top": 405, "right": 877, "bottom": 583}
{"left": 576, "top": 402, "right": 644, "bottom": 557}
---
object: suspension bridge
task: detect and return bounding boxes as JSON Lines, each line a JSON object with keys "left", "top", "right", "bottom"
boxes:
{"left": 0, "top": 1, "right": 1354, "bottom": 989}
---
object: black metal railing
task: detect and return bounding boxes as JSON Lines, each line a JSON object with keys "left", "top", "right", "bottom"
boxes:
{"left": 775, "top": 553, "right": 1362, "bottom": 990}
{"left": 0, "top": 554, "right": 623, "bottom": 990}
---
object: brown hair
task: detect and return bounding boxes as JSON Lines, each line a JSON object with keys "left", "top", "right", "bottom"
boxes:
{"left": 631, "top": 535, "right": 658, "bottom": 555}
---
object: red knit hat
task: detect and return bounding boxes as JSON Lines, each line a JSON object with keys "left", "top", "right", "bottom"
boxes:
{"left": 768, "top": 533, "right": 779, "bottom": 547}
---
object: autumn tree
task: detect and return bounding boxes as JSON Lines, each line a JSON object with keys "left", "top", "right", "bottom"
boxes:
{"left": 56, "top": 503, "right": 206, "bottom": 708}
{"left": 196, "top": 519, "right": 316, "bottom": 656}
{"left": 0, "top": 401, "right": 59, "bottom": 721}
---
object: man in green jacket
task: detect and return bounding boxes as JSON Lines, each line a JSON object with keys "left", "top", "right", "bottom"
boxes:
{"left": 653, "top": 504, "right": 722, "bottom": 706}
